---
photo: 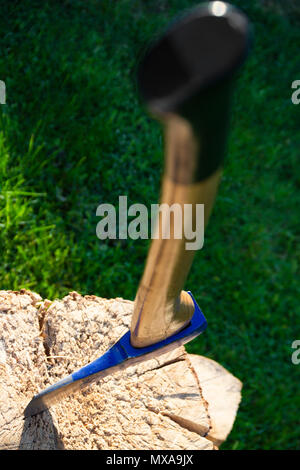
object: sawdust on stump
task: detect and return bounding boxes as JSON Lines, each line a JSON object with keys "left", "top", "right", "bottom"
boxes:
{"left": 0, "top": 290, "right": 242, "bottom": 450}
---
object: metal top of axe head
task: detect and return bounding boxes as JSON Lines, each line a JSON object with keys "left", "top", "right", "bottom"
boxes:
{"left": 138, "top": 1, "right": 251, "bottom": 113}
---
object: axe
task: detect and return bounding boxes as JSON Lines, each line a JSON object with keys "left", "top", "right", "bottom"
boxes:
{"left": 25, "top": 1, "right": 251, "bottom": 417}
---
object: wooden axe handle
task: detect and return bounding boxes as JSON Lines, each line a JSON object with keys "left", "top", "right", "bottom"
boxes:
{"left": 130, "top": 2, "right": 251, "bottom": 347}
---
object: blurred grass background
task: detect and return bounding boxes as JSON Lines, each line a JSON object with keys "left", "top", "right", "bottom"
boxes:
{"left": 0, "top": 0, "right": 299, "bottom": 449}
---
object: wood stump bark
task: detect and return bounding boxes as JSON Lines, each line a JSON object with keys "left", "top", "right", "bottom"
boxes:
{"left": 0, "top": 290, "right": 242, "bottom": 450}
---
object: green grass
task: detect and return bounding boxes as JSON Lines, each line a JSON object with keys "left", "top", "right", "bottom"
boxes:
{"left": 0, "top": 0, "right": 299, "bottom": 449}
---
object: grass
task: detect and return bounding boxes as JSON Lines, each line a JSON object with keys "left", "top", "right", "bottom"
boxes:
{"left": 0, "top": 0, "right": 299, "bottom": 449}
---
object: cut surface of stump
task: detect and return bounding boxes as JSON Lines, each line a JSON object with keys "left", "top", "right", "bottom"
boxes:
{"left": 0, "top": 290, "right": 242, "bottom": 450}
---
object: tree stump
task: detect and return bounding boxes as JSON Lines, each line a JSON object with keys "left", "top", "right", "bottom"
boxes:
{"left": 0, "top": 290, "right": 242, "bottom": 450}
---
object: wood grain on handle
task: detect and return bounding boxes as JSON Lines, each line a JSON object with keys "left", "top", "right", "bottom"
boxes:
{"left": 130, "top": 116, "right": 222, "bottom": 347}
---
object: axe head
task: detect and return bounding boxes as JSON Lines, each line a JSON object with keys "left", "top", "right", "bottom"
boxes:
{"left": 24, "top": 292, "right": 206, "bottom": 417}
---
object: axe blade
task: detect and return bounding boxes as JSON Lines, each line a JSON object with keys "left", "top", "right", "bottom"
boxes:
{"left": 24, "top": 292, "right": 206, "bottom": 417}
